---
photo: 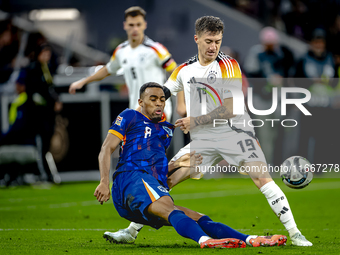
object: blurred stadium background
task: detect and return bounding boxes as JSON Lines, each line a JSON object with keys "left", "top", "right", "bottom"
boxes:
{"left": 1, "top": 1, "right": 340, "bottom": 254}
{"left": 1, "top": 0, "right": 340, "bottom": 184}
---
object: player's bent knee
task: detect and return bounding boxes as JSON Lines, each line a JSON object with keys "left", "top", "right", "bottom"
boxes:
{"left": 243, "top": 161, "right": 273, "bottom": 188}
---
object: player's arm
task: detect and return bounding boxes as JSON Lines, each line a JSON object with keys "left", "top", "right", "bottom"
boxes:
{"left": 69, "top": 45, "right": 122, "bottom": 94}
{"left": 154, "top": 42, "right": 177, "bottom": 74}
{"left": 164, "top": 59, "right": 177, "bottom": 75}
{"left": 167, "top": 151, "right": 202, "bottom": 189}
{"left": 193, "top": 97, "right": 236, "bottom": 126}
{"left": 94, "top": 133, "right": 121, "bottom": 204}
{"left": 176, "top": 91, "right": 186, "bottom": 117}
{"left": 175, "top": 98, "right": 236, "bottom": 134}
{"left": 175, "top": 58, "right": 242, "bottom": 133}
{"left": 69, "top": 66, "right": 111, "bottom": 94}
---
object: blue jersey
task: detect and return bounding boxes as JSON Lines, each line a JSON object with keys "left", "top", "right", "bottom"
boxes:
{"left": 109, "top": 109, "right": 174, "bottom": 188}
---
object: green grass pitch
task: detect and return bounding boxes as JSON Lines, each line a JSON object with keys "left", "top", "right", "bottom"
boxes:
{"left": 1, "top": 177, "right": 339, "bottom": 254}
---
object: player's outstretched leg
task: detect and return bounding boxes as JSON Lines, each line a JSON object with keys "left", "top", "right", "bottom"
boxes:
{"left": 103, "top": 222, "right": 143, "bottom": 244}
{"left": 246, "top": 161, "right": 312, "bottom": 246}
{"left": 197, "top": 215, "right": 287, "bottom": 247}
{"left": 149, "top": 196, "right": 245, "bottom": 248}
{"left": 168, "top": 210, "right": 246, "bottom": 249}
{"left": 260, "top": 181, "right": 312, "bottom": 246}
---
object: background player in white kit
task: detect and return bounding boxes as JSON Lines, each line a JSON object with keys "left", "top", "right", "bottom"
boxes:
{"left": 111, "top": 16, "right": 312, "bottom": 247}
{"left": 68, "top": 6, "right": 176, "bottom": 120}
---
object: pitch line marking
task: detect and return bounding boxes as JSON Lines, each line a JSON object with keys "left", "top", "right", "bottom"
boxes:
{"left": 1, "top": 181, "right": 339, "bottom": 211}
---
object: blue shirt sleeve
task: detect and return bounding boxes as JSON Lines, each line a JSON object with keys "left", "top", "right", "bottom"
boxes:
{"left": 108, "top": 109, "right": 134, "bottom": 140}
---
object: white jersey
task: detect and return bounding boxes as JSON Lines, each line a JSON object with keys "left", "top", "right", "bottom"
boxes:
{"left": 106, "top": 36, "right": 176, "bottom": 119}
{"left": 164, "top": 52, "right": 254, "bottom": 140}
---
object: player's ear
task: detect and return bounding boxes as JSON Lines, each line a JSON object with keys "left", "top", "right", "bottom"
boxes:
{"left": 138, "top": 98, "right": 143, "bottom": 107}
{"left": 144, "top": 21, "right": 147, "bottom": 30}
{"left": 194, "top": 35, "right": 198, "bottom": 44}
{"left": 123, "top": 21, "right": 127, "bottom": 31}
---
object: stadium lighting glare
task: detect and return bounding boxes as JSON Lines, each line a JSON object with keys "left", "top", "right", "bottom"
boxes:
{"left": 29, "top": 9, "right": 80, "bottom": 21}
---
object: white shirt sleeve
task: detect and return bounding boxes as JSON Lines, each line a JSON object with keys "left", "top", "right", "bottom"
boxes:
{"left": 164, "top": 64, "right": 186, "bottom": 96}
{"left": 106, "top": 47, "right": 121, "bottom": 75}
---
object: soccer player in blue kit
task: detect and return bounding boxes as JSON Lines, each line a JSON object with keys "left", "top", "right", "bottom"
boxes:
{"left": 94, "top": 82, "right": 287, "bottom": 248}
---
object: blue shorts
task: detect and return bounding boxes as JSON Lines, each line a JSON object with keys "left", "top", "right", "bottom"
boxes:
{"left": 111, "top": 170, "right": 171, "bottom": 229}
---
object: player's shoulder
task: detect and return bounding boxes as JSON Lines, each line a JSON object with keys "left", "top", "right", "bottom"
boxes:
{"left": 168, "top": 55, "right": 197, "bottom": 81}
{"left": 115, "top": 41, "right": 129, "bottom": 52}
{"left": 119, "top": 108, "right": 137, "bottom": 118}
{"left": 185, "top": 55, "right": 199, "bottom": 65}
{"left": 216, "top": 51, "right": 242, "bottom": 78}
{"left": 116, "top": 109, "right": 142, "bottom": 127}
{"left": 162, "top": 120, "right": 175, "bottom": 129}
{"left": 176, "top": 55, "right": 199, "bottom": 71}
{"left": 142, "top": 36, "right": 156, "bottom": 46}
{"left": 216, "top": 51, "right": 238, "bottom": 65}
{"left": 142, "top": 36, "right": 170, "bottom": 54}
{"left": 111, "top": 41, "right": 129, "bottom": 60}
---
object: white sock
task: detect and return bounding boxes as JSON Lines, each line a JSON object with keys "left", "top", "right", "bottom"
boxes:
{"left": 198, "top": 236, "right": 211, "bottom": 244}
{"left": 260, "top": 181, "right": 300, "bottom": 237}
{"left": 127, "top": 222, "right": 144, "bottom": 238}
{"left": 288, "top": 227, "right": 300, "bottom": 237}
{"left": 246, "top": 235, "right": 258, "bottom": 246}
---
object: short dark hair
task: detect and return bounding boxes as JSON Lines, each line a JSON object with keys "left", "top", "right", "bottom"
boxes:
{"left": 140, "top": 82, "right": 163, "bottom": 98}
{"left": 124, "top": 6, "right": 146, "bottom": 20}
{"left": 195, "top": 16, "right": 224, "bottom": 36}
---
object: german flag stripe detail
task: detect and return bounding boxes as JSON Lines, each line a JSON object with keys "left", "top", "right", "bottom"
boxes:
{"left": 162, "top": 58, "right": 177, "bottom": 72}
{"left": 218, "top": 53, "right": 242, "bottom": 79}
{"left": 169, "top": 63, "right": 187, "bottom": 81}
{"left": 150, "top": 44, "right": 171, "bottom": 61}
{"left": 110, "top": 46, "right": 122, "bottom": 62}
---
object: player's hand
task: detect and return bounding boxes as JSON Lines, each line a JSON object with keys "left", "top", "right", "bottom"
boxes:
{"left": 54, "top": 101, "right": 63, "bottom": 112}
{"left": 178, "top": 151, "right": 203, "bottom": 180}
{"left": 175, "top": 117, "right": 196, "bottom": 134}
{"left": 69, "top": 79, "right": 86, "bottom": 94}
{"left": 94, "top": 182, "right": 111, "bottom": 205}
{"left": 178, "top": 151, "right": 203, "bottom": 168}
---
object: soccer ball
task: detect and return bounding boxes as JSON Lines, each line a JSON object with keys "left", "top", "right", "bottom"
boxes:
{"left": 280, "top": 156, "right": 313, "bottom": 189}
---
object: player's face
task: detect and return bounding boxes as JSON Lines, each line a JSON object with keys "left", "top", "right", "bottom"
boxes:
{"left": 139, "top": 87, "right": 165, "bottom": 122}
{"left": 124, "top": 15, "right": 147, "bottom": 43}
{"left": 195, "top": 31, "right": 223, "bottom": 65}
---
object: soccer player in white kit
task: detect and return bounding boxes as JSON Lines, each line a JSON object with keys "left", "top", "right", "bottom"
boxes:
{"left": 110, "top": 16, "right": 312, "bottom": 247}
{"left": 69, "top": 6, "right": 176, "bottom": 120}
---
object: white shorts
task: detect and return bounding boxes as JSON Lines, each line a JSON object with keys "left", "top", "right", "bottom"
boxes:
{"left": 171, "top": 132, "right": 267, "bottom": 176}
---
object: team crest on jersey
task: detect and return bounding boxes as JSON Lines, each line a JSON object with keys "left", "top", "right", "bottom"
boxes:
{"left": 157, "top": 186, "right": 168, "bottom": 193}
{"left": 207, "top": 70, "right": 217, "bottom": 84}
{"left": 162, "top": 126, "right": 173, "bottom": 137}
{"left": 115, "top": 116, "right": 123, "bottom": 126}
